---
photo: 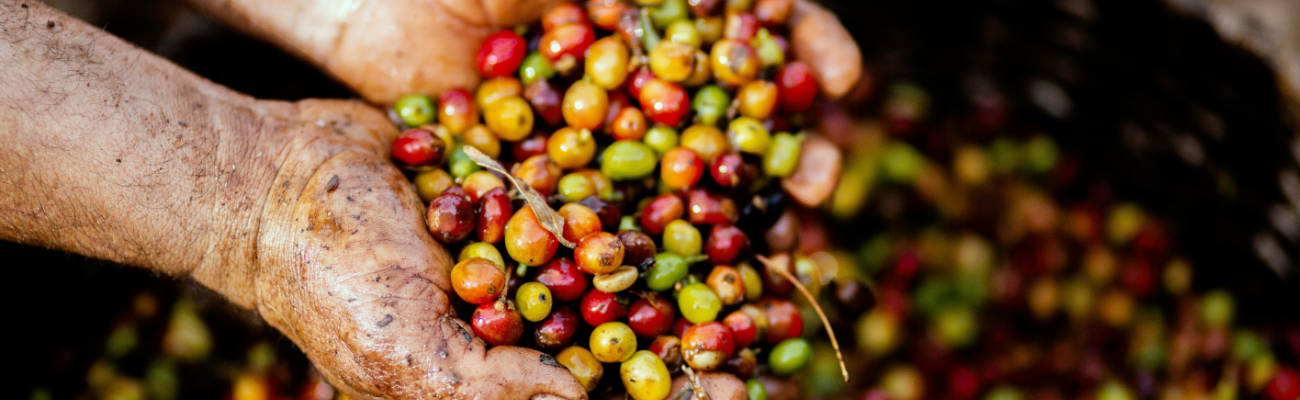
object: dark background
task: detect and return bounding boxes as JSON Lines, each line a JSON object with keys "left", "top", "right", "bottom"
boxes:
{"left": 10, "top": 0, "right": 1300, "bottom": 396}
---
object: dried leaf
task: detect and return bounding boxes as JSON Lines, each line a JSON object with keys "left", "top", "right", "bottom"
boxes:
{"left": 461, "top": 146, "right": 576, "bottom": 248}
{"left": 757, "top": 254, "right": 850, "bottom": 382}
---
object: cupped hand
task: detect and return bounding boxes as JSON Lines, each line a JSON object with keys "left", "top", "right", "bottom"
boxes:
{"left": 188, "top": 0, "right": 862, "bottom": 104}
{"left": 212, "top": 99, "right": 585, "bottom": 399}
{"left": 221, "top": 99, "right": 753, "bottom": 399}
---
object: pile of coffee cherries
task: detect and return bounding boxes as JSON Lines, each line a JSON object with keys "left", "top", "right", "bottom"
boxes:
{"left": 388, "top": 0, "right": 840, "bottom": 398}
{"left": 779, "top": 82, "right": 1300, "bottom": 400}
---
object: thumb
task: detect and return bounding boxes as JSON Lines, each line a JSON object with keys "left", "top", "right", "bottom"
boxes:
{"left": 790, "top": 0, "right": 863, "bottom": 99}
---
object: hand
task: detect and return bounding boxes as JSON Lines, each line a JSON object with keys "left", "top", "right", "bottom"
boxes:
{"left": 193, "top": 98, "right": 589, "bottom": 399}
{"left": 232, "top": 99, "right": 766, "bottom": 399}
{"left": 187, "top": 0, "right": 863, "bottom": 104}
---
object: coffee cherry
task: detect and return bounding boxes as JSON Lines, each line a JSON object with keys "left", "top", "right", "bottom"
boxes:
{"left": 536, "top": 257, "right": 588, "bottom": 302}
{"left": 450, "top": 258, "right": 506, "bottom": 305}
{"left": 601, "top": 140, "right": 659, "bottom": 180}
{"left": 563, "top": 81, "right": 610, "bottom": 131}
{"left": 484, "top": 96, "right": 534, "bottom": 141}
{"left": 462, "top": 125, "right": 501, "bottom": 159}
{"left": 776, "top": 62, "right": 816, "bottom": 113}
{"left": 757, "top": 297, "right": 801, "bottom": 343}
{"left": 611, "top": 107, "right": 648, "bottom": 141}
{"left": 620, "top": 350, "right": 671, "bottom": 400}
{"left": 476, "top": 77, "right": 523, "bottom": 109}
{"left": 504, "top": 207, "right": 559, "bottom": 266}
{"left": 617, "top": 230, "right": 658, "bottom": 267}
{"left": 586, "top": 37, "right": 630, "bottom": 90}
{"left": 558, "top": 203, "right": 602, "bottom": 245}
{"left": 722, "top": 310, "right": 757, "bottom": 349}
{"left": 575, "top": 232, "right": 625, "bottom": 275}
{"left": 540, "top": 23, "right": 596, "bottom": 64}
{"left": 534, "top": 306, "right": 580, "bottom": 350}
{"left": 515, "top": 282, "right": 554, "bottom": 322}
{"left": 525, "top": 79, "right": 565, "bottom": 127}
{"left": 640, "top": 194, "right": 684, "bottom": 235}
{"left": 475, "top": 187, "right": 512, "bottom": 244}
{"left": 471, "top": 302, "right": 523, "bottom": 346}
{"left": 686, "top": 189, "right": 738, "bottom": 225}
{"left": 542, "top": 2, "right": 587, "bottom": 31}
{"left": 556, "top": 346, "right": 604, "bottom": 392}
{"left": 477, "top": 30, "right": 527, "bottom": 78}
{"left": 461, "top": 171, "right": 505, "bottom": 203}
{"left": 709, "top": 39, "right": 759, "bottom": 86}
{"left": 393, "top": 94, "right": 435, "bottom": 127}
{"left": 767, "top": 338, "right": 810, "bottom": 375}
{"left": 660, "top": 147, "right": 705, "bottom": 190}
{"left": 458, "top": 242, "right": 504, "bottom": 268}
{"left": 678, "top": 283, "right": 722, "bottom": 323}
{"left": 638, "top": 79, "right": 691, "bottom": 127}
{"left": 512, "top": 154, "right": 563, "bottom": 195}
{"left": 682, "top": 321, "right": 735, "bottom": 371}
{"left": 437, "top": 88, "right": 477, "bottom": 134}
{"left": 705, "top": 224, "right": 748, "bottom": 265}
{"left": 663, "top": 220, "right": 703, "bottom": 256}
{"left": 706, "top": 265, "right": 745, "bottom": 305}
{"left": 580, "top": 289, "right": 629, "bottom": 326}
{"left": 391, "top": 128, "right": 445, "bottom": 166}
{"left": 427, "top": 188, "right": 474, "bottom": 243}
{"left": 680, "top": 124, "right": 728, "bottom": 162}
{"left": 628, "top": 294, "right": 676, "bottom": 338}
{"left": 591, "top": 322, "right": 638, "bottom": 363}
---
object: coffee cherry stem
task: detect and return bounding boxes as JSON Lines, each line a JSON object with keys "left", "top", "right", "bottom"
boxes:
{"left": 757, "top": 254, "right": 848, "bottom": 382}
{"left": 498, "top": 258, "right": 515, "bottom": 304}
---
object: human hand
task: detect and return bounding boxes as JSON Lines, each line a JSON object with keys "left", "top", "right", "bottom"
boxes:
{"left": 186, "top": 0, "right": 862, "bottom": 104}
{"left": 208, "top": 99, "right": 751, "bottom": 399}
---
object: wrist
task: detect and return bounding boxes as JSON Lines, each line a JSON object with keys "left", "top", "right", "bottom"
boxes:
{"left": 188, "top": 98, "right": 299, "bottom": 311}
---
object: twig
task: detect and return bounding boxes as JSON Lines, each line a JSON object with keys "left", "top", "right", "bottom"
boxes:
{"left": 757, "top": 254, "right": 850, "bottom": 382}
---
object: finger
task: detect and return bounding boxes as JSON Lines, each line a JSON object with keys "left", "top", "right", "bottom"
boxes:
{"left": 669, "top": 372, "right": 748, "bottom": 400}
{"left": 790, "top": 0, "right": 862, "bottom": 99}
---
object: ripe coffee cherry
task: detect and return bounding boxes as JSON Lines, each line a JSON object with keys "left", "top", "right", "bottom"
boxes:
{"left": 477, "top": 30, "right": 527, "bottom": 78}
{"left": 533, "top": 306, "right": 580, "bottom": 350}
{"left": 535, "top": 257, "right": 588, "bottom": 302}
{"left": 640, "top": 194, "right": 684, "bottom": 235}
{"left": 681, "top": 321, "right": 735, "bottom": 371}
{"left": 426, "top": 188, "right": 474, "bottom": 243}
{"left": 580, "top": 289, "right": 629, "bottom": 326}
{"left": 722, "top": 310, "right": 757, "bottom": 349}
{"left": 471, "top": 302, "right": 523, "bottom": 346}
{"left": 705, "top": 224, "right": 748, "bottom": 265}
{"left": 475, "top": 188, "right": 512, "bottom": 244}
{"left": 628, "top": 294, "right": 676, "bottom": 338}
{"left": 777, "top": 62, "right": 817, "bottom": 113}
{"left": 391, "top": 128, "right": 445, "bottom": 166}
{"left": 638, "top": 79, "right": 691, "bottom": 127}
{"left": 757, "top": 297, "right": 802, "bottom": 343}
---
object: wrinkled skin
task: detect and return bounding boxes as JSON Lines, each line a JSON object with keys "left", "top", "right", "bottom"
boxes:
{"left": 0, "top": 0, "right": 861, "bottom": 399}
